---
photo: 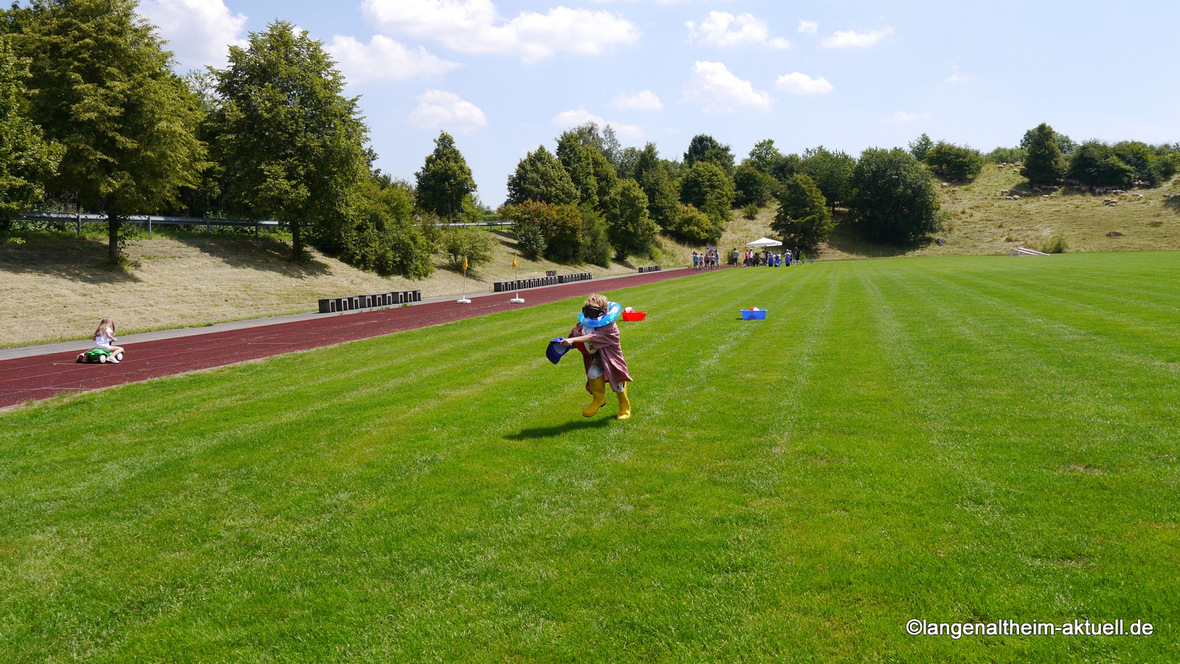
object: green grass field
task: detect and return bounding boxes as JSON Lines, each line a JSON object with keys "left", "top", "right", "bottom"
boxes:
{"left": 2, "top": 253, "right": 1178, "bottom": 662}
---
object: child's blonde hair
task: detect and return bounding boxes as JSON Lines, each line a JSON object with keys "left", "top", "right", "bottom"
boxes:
{"left": 94, "top": 317, "right": 115, "bottom": 338}
{"left": 583, "top": 294, "right": 608, "bottom": 311}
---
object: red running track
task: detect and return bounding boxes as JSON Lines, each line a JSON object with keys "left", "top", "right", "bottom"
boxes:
{"left": 0, "top": 267, "right": 725, "bottom": 409}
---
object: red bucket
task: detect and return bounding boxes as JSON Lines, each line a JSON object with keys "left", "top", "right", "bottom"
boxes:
{"left": 621, "top": 311, "right": 647, "bottom": 321}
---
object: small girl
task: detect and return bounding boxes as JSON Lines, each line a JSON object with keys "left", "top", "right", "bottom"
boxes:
{"left": 561, "top": 294, "right": 632, "bottom": 419}
{"left": 93, "top": 318, "right": 125, "bottom": 363}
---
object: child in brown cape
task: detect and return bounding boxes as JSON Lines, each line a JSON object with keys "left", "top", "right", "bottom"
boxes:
{"left": 560, "top": 293, "right": 632, "bottom": 419}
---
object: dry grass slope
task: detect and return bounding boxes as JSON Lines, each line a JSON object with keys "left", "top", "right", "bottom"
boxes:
{"left": 821, "top": 166, "right": 1180, "bottom": 258}
{"left": 0, "top": 229, "right": 650, "bottom": 347}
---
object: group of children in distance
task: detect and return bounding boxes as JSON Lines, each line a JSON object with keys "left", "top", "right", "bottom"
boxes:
{"left": 692, "top": 250, "right": 720, "bottom": 270}
{"left": 742, "top": 248, "right": 800, "bottom": 267}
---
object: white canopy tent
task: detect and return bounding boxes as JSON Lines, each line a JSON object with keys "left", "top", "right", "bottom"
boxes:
{"left": 745, "top": 237, "right": 783, "bottom": 248}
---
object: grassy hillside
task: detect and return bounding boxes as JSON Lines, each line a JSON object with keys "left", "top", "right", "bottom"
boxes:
{"left": 3, "top": 253, "right": 1177, "bottom": 662}
{"left": 821, "top": 167, "right": 1180, "bottom": 258}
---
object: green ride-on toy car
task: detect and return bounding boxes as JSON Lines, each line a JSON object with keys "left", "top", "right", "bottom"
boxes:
{"left": 76, "top": 348, "right": 124, "bottom": 364}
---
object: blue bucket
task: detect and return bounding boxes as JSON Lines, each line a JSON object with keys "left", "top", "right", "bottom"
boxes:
{"left": 740, "top": 309, "right": 767, "bottom": 320}
{"left": 546, "top": 338, "right": 571, "bottom": 364}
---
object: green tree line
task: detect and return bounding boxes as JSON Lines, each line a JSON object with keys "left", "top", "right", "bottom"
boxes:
{"left": 4, "top": 2, "right": 1176, "bottom": 271}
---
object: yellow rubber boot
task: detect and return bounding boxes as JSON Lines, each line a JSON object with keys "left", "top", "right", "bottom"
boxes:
{"left": 616, "top": 384, "right": 632, "bottom": 420}
{"left": 583, "top": 376, "right": 607, "bottom": 417}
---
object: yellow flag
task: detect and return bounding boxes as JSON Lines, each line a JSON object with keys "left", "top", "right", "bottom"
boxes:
{"left": 512, "top": 254, "right": 517, "bottom": 269}
{"left": 463, "top": 256, "right": 468, "bottom": 271}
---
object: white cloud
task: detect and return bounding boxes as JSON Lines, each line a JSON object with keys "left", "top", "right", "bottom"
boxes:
{"left": 363, "top": 0, "right": 639, "bottom": 63}
{"left": 612, "top": 89, "right": 663, "bottom": 110}
{"left": 887, "top": 110, "right": 929, "bottom": 123}
{"left": 821, "top": 26, "right": 893, "bottom": 49}
{"left": 686, "top": 11, "right": 789, "bottom": 49}
{"left": 946, "top": 64, "right": 970, "bottom": 83}
{"left": 551, "top": 109, "right": 643, "bottom": 141}
{"left": 327, "top": 35, "right": 460, "bottom": 83}
{"left": 139, "top": 0, "right": 247, "bottom": 69}
{"left": 775, "top": 72, "right": 833, "bottom": 95}
{"left": 682, "top": 61, "right": 771, "bottom": 113}
{"left": 797, "top": 20, "right": 818, "bottom": 36}
{"left": 409, "top": 90, "right": 488, "bottom": 134}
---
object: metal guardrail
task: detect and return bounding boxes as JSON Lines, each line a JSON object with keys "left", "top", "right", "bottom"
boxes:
{"left": 15, "top": 212, "right": 511, "bottom": 236}
{"left": 16, "top": 212, "right": 279, "bottom": 237}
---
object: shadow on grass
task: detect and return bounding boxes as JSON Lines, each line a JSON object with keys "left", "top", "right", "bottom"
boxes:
{"left": 169, "top": 232, "right": 330, "bottom": 277}
{"left": 1165, "top": 198, "right": 1180, "bottom": 215}
{"left": 488, "top": 229, "right": 519, "bottom": 252}
{"left": 0, "top": 232, "right": 143, "bottom": 284}
{"left": 506, "top": 416, "right": 615, "bottom": 441}
{"left": 823, "top": 224, "right": 933, "bottom": 258}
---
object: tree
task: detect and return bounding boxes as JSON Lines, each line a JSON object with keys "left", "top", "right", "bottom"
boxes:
{"left": 15, "top": 0, "right": 206, "bottom": 262}
{"left": 733, "top": 162, "right": 777, "bottom": 207}
{"left": 924, "top": 141, "right": 983, "bottom": 180}
{"left": 601, "top": 179, "right": 658, "bottom": 259}
{"left": 679, "top": 161, "right": 734, "bottom": 222}
{"left": 771, "top": 174, "right": 832, "bottom": 252}
{"left": 1020, "top": 123, "right": 1066, "bottom": 184}
{"left": 770, "top": 153, "right": 803, "bottom": 183}
{"left": 616, "top": 146, "right": 642, "bottom": 180}
{"left": 213, "top": 20, "right": 368, "bottom": 261}
{"left": 684, "top": 134, "right": 734, "bottom": 174}
{"left": 908, "top": 133, "right": 933, "bottom": 161}
{"left": 800, "top": 146, "right": 854, "bottom": 211}
{"left": 567, "top": 121, "right": 623, "bottom": 173}
{"left": 0, "top": 34, "right": 62, "bottom": 218}
{"left": 505, "top": 145, "right": 578, "bottom": 206}
{"left": 556, "top": 130, "right": 598, "bottom": 208}
{"left": 848, "top": 147, "right": 941, "bottom": 244}
{"left": 632, "top": 143, "right": 679, "bottom": 230}
{"left": 747, "top": 139, "right": 784, "bottom": 174}
{"left": 579, "top": 206, "right": 612, "bottom": 267}
{"left": 415, "top": 131, "right": 475, "bottom": 222}
{"left": 1022, "top": 127, "right": 1076, "bottom": 156}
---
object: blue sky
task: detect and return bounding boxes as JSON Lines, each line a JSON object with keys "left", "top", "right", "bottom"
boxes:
{"left": 140, "top": 0, "right": 1179, "bottom": 206}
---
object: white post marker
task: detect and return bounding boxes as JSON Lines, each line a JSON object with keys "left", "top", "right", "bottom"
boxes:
{"left": 457, "top": 255, "right": 471, "bottom": 304}
{"left": 510, "top": 253, "right": 524, "bottom": 303}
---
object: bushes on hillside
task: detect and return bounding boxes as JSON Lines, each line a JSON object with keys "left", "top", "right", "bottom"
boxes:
{"left": 339, "top": 181, "right": 434, "bottom": 278}
{"left": 441, "top": 226, "right": 493, "bottom": 271}
{"left": 672, "top": 203, "right": 725, "bottom": 244}
{"left": 985, "top": 147, "right": 1027, "bottom": 164}
{"left": 924, "top": 141, "right": 983, "bottom": 180}
{"left": 1065, "top": 140, "right": 1177, "bottom": 187}
{"left": 501, "top": 200, "right": 610, "bottom": 265}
